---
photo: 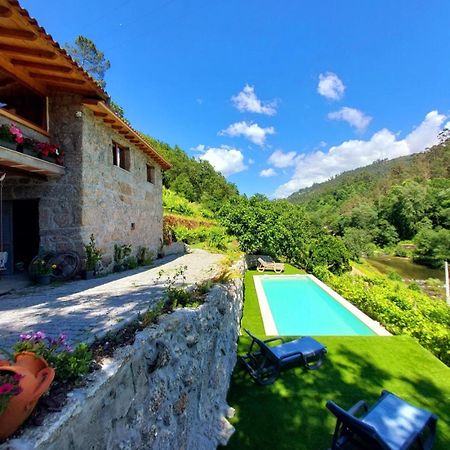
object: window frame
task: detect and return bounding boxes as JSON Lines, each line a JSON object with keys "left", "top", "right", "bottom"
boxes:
{"left": 112, "top": 141, "right": 130, "bottom": 171}
{"left": 146, "top": 164, "right": 155, "bottom": 184}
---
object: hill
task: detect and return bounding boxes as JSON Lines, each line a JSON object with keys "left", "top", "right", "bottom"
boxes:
{"left": 288, "top": 140, "right": 450, "bottom": 266}
{"left": 289, "top": 141, "right": 450, "bottom": 206}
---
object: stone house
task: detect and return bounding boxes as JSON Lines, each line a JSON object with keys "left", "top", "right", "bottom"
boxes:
{"left": 0, "top": 0, "right": 171, "bottom": 274}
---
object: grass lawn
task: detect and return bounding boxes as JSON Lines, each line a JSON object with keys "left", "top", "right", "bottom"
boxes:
{"left": 225, "top": 268, "right": 450, "bottom": 449}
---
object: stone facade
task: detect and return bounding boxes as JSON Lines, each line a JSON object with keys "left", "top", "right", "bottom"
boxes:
{"left": 2, "top": 93, "right": 164, "bottom": 269}
{"left": 2, "top": 271, "right": 244, "bottom": 450}
{"left": 80, "top": 107, "right": 163, "bottom": 266}
{"left": 3, "top": 93, "right": 85, "bottom": 253}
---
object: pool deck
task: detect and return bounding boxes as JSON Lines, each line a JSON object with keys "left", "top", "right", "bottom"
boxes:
{"left": 253, "top": 274, "right": 390, "bottom": 336}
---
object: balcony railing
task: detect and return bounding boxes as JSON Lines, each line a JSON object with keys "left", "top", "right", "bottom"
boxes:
{"left": 0, "top": 145, "right": 64, "bottom": 177}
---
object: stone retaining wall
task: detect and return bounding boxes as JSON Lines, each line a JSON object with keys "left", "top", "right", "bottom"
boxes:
{"left": 3, "top": 270, "right": 244, "bottom": 450}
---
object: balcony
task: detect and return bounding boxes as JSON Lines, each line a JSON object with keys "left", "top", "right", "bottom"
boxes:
{"left": 0, "top": 145, "right": 64, "bottom": 178}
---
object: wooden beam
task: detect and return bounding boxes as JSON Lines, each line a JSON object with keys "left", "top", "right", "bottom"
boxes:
{"left": 104, "top": 118, "right": 115, "bottom": 124}
{"left": 0, "top": 26, "right": 36, "bottom": 40}
{"left": 0, "top": 6, "right": 12, "bottom": 18}
{"left": 111, "top": 125, "right": 121, "bottom": 129}
{"left": 0, "top": 43, "right": 56, "bottom": 59}
{"left": 29, "top": 72, "right": 85, "bottom": 85}
{"left": 94, "top": 112, "right": 107, "bottom": 117}
{"left": 10, "top": 59, "right": 72, "bottom": 73}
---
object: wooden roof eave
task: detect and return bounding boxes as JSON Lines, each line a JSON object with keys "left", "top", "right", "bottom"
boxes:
{"left": 0, "top": 0, "right": 108, "bottom": 99}
{"left": 82, "top": 99, "right": 171, "bottom": 170}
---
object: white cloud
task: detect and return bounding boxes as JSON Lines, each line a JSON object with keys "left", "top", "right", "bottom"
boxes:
{"left": 260, "top": 168, "right": 277, "bottom": 177}
{"left": 328, "top": 107, "right": 372, "bottom": 132}
{"left": 248, "top": 158, "right": 255, "bottom": 164}
{"left": 192, "top": 144, "right": 205, "bottom": 152}
{"left": 231, "top": 84, "right": 277, "bottom": 115}
{"left": 198, "top": 145, "right": 247, "bottom": 177}
{"left": 219, "top": 121, "right": 275, "bottom": 146}
{"left": 273, "top": 110, "right": 446, "bottom": 198}
{"left": 317, "top": 72, "right": 345, "bottom": 100}
{"left": 268, "top": 150, "right": 298, "bottom": 168}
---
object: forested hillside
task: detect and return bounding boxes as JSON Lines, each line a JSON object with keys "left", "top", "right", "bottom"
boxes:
{"left": 142, "top": 135, "right": 239, "bottom": 211}
{"left": 288, "top": 140, "right": 450, "bottom": 267}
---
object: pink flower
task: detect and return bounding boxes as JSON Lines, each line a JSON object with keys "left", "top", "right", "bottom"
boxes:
{"left": 0, "top": 383, "right": 14, "bottom": 394}
{"left": 9, "top": 124, "right": 24, "bottom": 144}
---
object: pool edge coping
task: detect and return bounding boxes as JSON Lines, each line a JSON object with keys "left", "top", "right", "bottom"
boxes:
{"left": 253, "top": 274, "right": 391, "bottom": 336}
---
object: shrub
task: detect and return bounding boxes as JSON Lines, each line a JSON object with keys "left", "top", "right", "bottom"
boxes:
{"left": 84, "top": 234, "right": 102, "bottom": 271}
{"left": 12, "top": 332, "right": 92, "bottom": 382}
{"left": 173, "top": 225, "right": 229, "bottom": 251}
{"left": 137, "top": 247, "right": 154, "bottom": 266}
{"left": 114, "top": 244, "right": 132, "bottom": 270}
{"left": 321, "top": 272, "right": 450, "bottom": 366}
{"left": 125, "top": 256, "right": 138, "bottom": 270}
{"left": 163, "top": 189, "right": 195, "bottom": 216}
{"left": 387, "top": 271, "right": 403, "bottom": 282}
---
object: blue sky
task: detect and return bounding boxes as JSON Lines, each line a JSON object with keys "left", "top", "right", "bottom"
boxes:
{"left": 22, "top": 0, "right": 450, "bottom": 197}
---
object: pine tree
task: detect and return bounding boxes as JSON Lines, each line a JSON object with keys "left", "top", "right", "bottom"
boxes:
{"left": 65, "top": 36, "right": 111, "bottom": 88}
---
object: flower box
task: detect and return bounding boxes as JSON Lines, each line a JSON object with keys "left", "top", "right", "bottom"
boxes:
{"left": 0, "top": 138, "right": 17, "bottom": 151}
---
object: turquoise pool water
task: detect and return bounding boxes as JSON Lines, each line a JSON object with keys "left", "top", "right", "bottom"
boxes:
{"left": 261, "top": 277, "right": 376, "bottom": 336}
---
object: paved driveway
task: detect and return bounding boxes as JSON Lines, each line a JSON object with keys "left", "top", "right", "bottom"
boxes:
{"left": 0, "top": 250, "right": 222, "bottom": 350}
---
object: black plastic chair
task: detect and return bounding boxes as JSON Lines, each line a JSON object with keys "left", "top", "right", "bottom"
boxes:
{"left": 239, "top": 328, "right": 327, "bottom": 385}
{"left": 326, "top": 390, "right": 438, "bottom": 450}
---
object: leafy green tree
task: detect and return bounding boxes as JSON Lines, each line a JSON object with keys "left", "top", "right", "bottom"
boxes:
{"left": 413, "top": 228, "right": 450, "bottom": 268}
{"left": 374, "top": 219, "right": 399, "bottom": 247}
{"left": 342, "top": 227, "right": 373, "bottom": 260}
{"left": 380, "top": 181, "right": 427, "bottom": 240}
{"left": 65, "top": 36, "right": 111, "bottom": 88}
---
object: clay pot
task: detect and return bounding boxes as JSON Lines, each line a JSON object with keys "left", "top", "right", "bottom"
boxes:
{"left": 0, "top": 352, "right": 55, "bottom": 440}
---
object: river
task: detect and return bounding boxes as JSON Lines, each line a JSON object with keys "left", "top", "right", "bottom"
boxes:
{"left": 365, "top": 256, "right": 445, "bottom": 281}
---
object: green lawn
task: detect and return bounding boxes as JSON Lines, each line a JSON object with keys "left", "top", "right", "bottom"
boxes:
{"left": 225, "top": 268, "right": 450, "bottom": 449}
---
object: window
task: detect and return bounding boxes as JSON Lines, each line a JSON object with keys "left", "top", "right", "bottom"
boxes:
{"left": 146, "top": 164, "right": 155, "bottom": 183}
{"left": 112, "top": 142, "right": 130, "bottom": 171}
{"left": 0, "top": 68, "right": 47, "bottom": 129}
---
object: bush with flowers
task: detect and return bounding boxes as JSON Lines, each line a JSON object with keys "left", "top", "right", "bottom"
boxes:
{"left": 0, "top": 122, "right": 64, "bottom": 165}
{"left": 13, "top": 332, "right": 92, "bottom": 382}
{"left": 0, "top": 372, "right": 22, "bottom": 416}
{"left": 30, "top": 258, "right": 56, "bottom": 277}
{"left": 0, "top": 123, "right": 24, "bottom": 145}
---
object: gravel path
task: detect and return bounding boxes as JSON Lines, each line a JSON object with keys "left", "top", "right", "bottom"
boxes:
{"left": 0, "top": 250, "right": 223, "bottom": 350}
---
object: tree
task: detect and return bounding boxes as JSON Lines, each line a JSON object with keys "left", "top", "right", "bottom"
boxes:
{"left": 342, "top": 227, "right": 373, "bottom": 260}
{"left": 65, "top": 36, "right": 111, "bottom": 88}
{"left": 413, "top": 228, "right": 450, "bottom": 268}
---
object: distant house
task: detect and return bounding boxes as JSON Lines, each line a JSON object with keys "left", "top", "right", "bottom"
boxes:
{"left": 0, "top": 0, "right": 171, "bottom": 274}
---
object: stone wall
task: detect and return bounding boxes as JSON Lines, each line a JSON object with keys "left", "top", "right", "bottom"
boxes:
{"left": 2, "top": 273, "right": 244, "bottom": 450}
{"left": 80, "top": 108, "right": 163, "bottom": 267}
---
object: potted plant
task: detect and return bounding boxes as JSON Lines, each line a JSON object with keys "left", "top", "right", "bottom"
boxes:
{"left": 83, "top": 234, "right": 102, "bottom": 280}
{"left": 36, "top": 142, "right": 62, "bottom": 164}
{"left": 0, "top": 123, "right": 24, "bottom": 151}
{"left": 30, "top": 258, "right": 55, "bottom": 285}
{"left": 18, "top": 137, "right": 38, "bottom": 157}
{"left": 0, "top": 334, "right": 55, "bottom": 440}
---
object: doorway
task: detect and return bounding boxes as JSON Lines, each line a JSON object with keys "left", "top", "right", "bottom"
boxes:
{"left": 13, "top": 199, "right": 40, "bottom": 272}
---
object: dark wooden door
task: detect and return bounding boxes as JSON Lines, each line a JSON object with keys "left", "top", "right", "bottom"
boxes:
{"left": 0, "top": 201, "right": 13, "bottom": 274}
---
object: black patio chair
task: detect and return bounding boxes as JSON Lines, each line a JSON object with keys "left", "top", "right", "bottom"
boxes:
{"left": 326, "top": 390, "right": 438, "bottom": 450}
{"left": 239, "top": 328, "right": 327, "bottom": 385}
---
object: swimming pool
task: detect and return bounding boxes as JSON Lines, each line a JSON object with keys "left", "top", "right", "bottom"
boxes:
{"left": 254, "top": 275, "right": 388, "bottom": 336}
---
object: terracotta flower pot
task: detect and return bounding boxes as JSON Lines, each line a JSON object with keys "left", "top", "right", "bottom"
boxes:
{"left": 0, "top": 352, "right": 55, "bottom": 440}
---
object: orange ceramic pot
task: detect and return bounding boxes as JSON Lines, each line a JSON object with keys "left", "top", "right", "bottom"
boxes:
{"left": 0, "top": 352, "right": 55, "bottom": 440}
